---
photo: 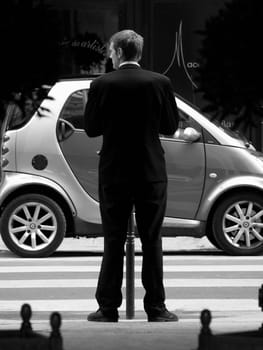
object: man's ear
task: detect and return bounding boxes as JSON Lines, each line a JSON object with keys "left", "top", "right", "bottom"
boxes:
{"left": 117, "top": 48, "right": 123, "bottom": 59}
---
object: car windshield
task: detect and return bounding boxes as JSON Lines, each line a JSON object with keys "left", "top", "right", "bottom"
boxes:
{"left": 175, "top": 94, "right": 250, "bottom": 145}
{"left": 211, "top": 119, "right": 248, "bottom": 141}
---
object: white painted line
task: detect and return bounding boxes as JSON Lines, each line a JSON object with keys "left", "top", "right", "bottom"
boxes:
{"left": 164, "top": 279, "right": 261, "bottom": 287}
{"left": 0, "top": 257, "right": 103, "bottom": 262}
{"left": 0, "top": 279, "right": 261, "bottom": 288}
{"left": 1, "top": 265, "right": 263, "bottom": 273}
{"left": 1, "top": 256, "right": 263, "bottom": 262}
{"left": 0, "top": 299, "right": 258, "bottom": 312}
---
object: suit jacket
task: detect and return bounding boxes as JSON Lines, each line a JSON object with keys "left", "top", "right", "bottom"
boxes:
{"left": 84, "top": 64, "right": 179, "bottom": 184}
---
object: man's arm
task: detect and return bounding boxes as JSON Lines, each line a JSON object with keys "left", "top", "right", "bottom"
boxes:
{"left": 159, "top": 78, "right": 179, "bottom": 136}
{"left": 84, "top": 80, "right": 103, "bottom": 137}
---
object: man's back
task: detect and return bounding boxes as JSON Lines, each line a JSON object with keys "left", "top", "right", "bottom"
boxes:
{"left": 85, "top": 64, "right": 178, "bottom": 184}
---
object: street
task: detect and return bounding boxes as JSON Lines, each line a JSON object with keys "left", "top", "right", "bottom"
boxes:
{"left": 0, "top": 237, "right": 263, "bottom": 350}
{"left": 0, "top": 253, "right": 262, "bottom": 313}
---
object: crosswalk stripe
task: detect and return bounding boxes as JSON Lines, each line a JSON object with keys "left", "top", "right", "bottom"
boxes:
{"left": 0, "top": 278, "right": 262, "bottom": 288}
{"left": 1, "top": 256, "right": 261, "bottom": 315}
{"left": 0, "top": 299, "right": 259, "bottom": 312}
{"left": 1, "top": 256, "right": 263, "bottom": 262}
{"left": 1, "top": 265, "right": 263, "bottom": 273}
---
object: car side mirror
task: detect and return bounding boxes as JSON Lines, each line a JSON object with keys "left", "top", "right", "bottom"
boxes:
{"left": 183, "top": 127, "right": 201, "bottom": 143}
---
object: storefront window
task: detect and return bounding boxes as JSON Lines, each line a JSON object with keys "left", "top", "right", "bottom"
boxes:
{"left": 47, "top": 0, "right": 121, "bottom": 75}
{"left": 152, "top": 0, "right": 224, "bottom": 105}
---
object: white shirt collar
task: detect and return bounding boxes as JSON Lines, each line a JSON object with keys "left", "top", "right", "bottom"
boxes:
{"left": 119, "top": 61, "right": 140, "bottom": 68}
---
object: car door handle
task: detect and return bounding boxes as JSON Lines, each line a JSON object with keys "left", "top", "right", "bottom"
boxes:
{"left": 57, "top": 119, "right": 74, "bottom": 142}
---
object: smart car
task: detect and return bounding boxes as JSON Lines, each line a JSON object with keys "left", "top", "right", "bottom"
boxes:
{"left": 1, "top": 75, "right": 263, "bottom": 258}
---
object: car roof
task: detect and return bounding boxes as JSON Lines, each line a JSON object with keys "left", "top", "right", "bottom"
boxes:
{"left": 57, "top": 74, "right": 103, "bottom": 82}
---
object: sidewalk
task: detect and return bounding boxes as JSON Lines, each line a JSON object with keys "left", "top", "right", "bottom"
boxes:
{"left": 0, "top": 235, "right": 215, "bottom": 256}
{"left": 59, "top": 313, "right": 263, "bottom": 350}
{"left": 1, "top": 310, "right": 262, "bottom": 350}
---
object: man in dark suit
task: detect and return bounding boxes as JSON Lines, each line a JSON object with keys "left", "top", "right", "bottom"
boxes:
{"left": 84, "top": 29, "right": 179, "bottom": 322}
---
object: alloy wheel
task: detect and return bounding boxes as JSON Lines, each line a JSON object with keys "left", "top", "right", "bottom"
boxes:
{"left": 222, "top": 200, "right": 263, "bottom": 249}
{"left": 8, "top": 201, "right": 57, "bottom": 251}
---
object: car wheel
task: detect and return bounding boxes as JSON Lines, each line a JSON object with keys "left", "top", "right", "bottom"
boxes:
{"left": 212, "top": 192, "right": 263, "bottom": 255}
{"left": 1, "top": 194, "right": 66, "bottom": 258}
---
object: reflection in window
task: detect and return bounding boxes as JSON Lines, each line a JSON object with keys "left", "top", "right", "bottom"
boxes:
{"left": 162, "top": 109, "right": 191, "bottom": 140}
{"left": 6, "top": 86, "right": 52, "bottom": 131}
{"left": 160, "top": 108, "right": 201, "bottom": 140}
{"left": 59, "top": 90, "right": 88, "bottom": 129}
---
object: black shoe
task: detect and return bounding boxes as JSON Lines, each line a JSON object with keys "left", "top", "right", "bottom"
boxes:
{"left": 87, "top": 309, "right": 119, "bottom": 322}
{"left": 147, "top": 308, "right": 179, "bottom": 322}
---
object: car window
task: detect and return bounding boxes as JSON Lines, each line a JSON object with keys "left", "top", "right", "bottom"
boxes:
{"left": 161, "top": 109, "right": 201, "bottom": 140}
{"left": 59, "top": 89, "right": 88, "bottom": 130}
{"left": 5, "top": 86, "right": 51, "bottom": 131}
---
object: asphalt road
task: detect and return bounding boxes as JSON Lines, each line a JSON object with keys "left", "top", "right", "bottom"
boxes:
{"left": 0, "top": 249, "right": 262, "bottom": 314}
{"left": 1, "top": 237, "right": 263, "bottom": 350}
{"left": 0, "top": 236, "right": 262, "bottom": 315}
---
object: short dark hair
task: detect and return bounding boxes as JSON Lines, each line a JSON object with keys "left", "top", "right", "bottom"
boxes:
{"left": 110, "top": 30, "right": 144, "bottom": 61}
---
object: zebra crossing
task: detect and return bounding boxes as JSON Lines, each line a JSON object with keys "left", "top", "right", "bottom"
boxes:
{"left": 0, "top": 255, "right": 262, "bottom": 314}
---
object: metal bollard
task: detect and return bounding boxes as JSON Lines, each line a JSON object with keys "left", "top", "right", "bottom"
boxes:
{"left": 126, "top": 211, "right": 135, "bottom": 319}
{"left": 258, "top": 284, "right": 263, "bottom": 330}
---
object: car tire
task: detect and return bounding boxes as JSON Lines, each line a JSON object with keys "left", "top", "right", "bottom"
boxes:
{"left": 0, "top": 194, "right": 66, "bottom": 258}
{"left": 212, "top": 192, "right": 263, "bottom": 255}
{"left": 206, "top": 230, "right": 222, "bottom": 250}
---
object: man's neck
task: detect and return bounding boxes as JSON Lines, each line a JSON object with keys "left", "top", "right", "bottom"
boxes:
{"left": 119, "top": 61, "right": 140, "bottom": 68}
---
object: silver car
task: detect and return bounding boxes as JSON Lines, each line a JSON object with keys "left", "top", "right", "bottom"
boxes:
{"left": 1, "top": 76, "right": 263, "bottom": 258}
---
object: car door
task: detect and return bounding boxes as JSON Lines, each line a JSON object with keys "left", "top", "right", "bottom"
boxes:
{"left": 57, "top": 89, "right": 101, "bottom": 201}
{"left": 161, "top": 109, "right": 206, "bottom": 219}
{"left": 58, "top": 89, "right": 206, "bottom": 220}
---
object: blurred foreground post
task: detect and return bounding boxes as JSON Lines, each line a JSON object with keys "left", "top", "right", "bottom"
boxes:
{"left": 126, "top": 211, "right": 135, "bottom": 319}
{"left": 197, "top": 289, "right": 263, "bottom": 350}
{"left": 0, "top": 303, "right": 63, "bottom": 350}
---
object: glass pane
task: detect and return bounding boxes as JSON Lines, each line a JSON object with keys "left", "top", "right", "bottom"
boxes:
{"left": 59, "top": 90, "right": 88, "bottom": 129}
{"left": 52, "top": 1, "right": 120, "bottom": 75}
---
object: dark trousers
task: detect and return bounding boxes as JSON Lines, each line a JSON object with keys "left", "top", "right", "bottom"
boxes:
{"left": 96, "top": 181, "right": 167, "bottom": 314}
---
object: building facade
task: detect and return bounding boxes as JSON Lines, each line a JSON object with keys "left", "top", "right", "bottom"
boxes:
{"left": 46, "top": 0, "right": 225, "bottom": 106}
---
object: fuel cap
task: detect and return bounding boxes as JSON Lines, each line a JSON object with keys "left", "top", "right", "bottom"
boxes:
{"left": 32, "top": 154, "right": 48, "bottom": 170}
